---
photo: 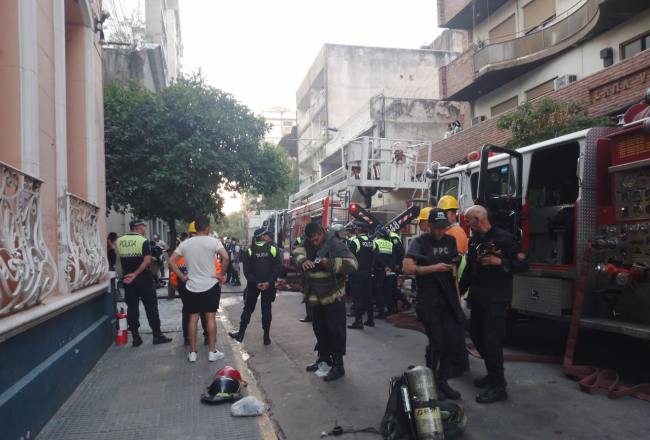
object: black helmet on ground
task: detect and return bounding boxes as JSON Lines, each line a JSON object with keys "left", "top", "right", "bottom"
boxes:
{"left": 201, "top": 376, "right": 242, "bottom": 404}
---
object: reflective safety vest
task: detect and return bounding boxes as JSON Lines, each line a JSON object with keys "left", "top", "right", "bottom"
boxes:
{"left": 246, "top": 241, "right": 279, "bottom": 282}
{"left": 116, "top": 233, "right": 148, "bottom": 258}
{"left": 170, "top": 256, "right": 222, "bottom": 288}
{"left": 374, "top": 237, "right": 393, "bottom": 255}
{"left": 349, "top": 234, "right": 374, "bottom": 274}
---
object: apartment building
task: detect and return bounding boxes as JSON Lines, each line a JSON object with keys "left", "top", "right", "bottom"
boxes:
{"left": 262, "top": 108, "right": 297, "bottom": 145}
{"left": 296, "top": 33, "right": 467, "bottom": 189}
{"left": 0, "top": 1, "right": 111, "bottom": 438}
{"left": 429, "top": 0, "right": 650, "bottom": 165}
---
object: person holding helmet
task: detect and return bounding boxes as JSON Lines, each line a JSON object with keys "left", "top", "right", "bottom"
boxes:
{"left": 403, "top": 208, "right": 463, "bottom": 401}
{"left": 438, "top": 195, "right": 468, "bottom": 255}
{"left": 228, "top": 227, "right": 282, "bottom": 345}
{"left": 346, "top": 221, "right": 375, "bottom": 329}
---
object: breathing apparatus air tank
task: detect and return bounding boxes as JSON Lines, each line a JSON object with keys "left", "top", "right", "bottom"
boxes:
{"left": 405, "top": 365, "right": 445, "bottom": 439}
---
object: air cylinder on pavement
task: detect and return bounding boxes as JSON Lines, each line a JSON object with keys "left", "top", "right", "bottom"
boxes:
{"left": 405, "top": 365, "right": 445, "bottom": 439}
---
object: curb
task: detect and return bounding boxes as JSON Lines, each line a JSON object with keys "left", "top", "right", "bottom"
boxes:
{"left": 219, "top": 312, "right": 279, "bottom": 440}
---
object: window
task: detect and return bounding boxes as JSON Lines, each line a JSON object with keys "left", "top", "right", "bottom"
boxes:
{"left": 438, "top": 177, "right": 460, "bottom": 200}
{"left": 490, "top": 96, "right": 519, "bottom": 117}
{"left": 526, "top": 78, "right": 556, "bottom": 101}
{"left": 470, "top": 165, "right": 516, "bottom": 199}
{"left": 527, "top": 142, "right": 580, "bottom": 207}
{"left": 489, "top": 14, "right": 516, "bottom": 44}
{"left": 523, "top": 0, "right": 556, "bottom": 32}
{"left": 282, "top": 120, "right": 294, "bottom": 126}
{"left": 622, "top": 32, "right": 650, "bottom": 59}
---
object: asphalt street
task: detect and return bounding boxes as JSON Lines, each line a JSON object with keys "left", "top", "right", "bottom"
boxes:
{"left": 222, "top": 287, "right": 650, "bottom": 440}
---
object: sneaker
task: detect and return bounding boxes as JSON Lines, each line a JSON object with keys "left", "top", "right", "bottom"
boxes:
{"left": 187, "top": 352, "right": 197, "bottom": 363}
{"left": 208, "top": 350, "right": 225, "bottom": 362}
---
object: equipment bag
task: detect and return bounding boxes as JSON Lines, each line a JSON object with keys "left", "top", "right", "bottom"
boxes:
{"left": 380, "top": 374, "right": 414, "bottom": 440}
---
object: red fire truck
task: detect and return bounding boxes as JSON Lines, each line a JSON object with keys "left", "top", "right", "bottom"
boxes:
{"left": 433, "top": 92, "right": 650, "bottom": 339}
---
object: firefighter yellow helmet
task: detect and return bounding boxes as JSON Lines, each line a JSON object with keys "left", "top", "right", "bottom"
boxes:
{"left": 437, "top": 195, "right": 459, "bottom": 211}
{"left": 188, "top": 221, "right": 197, "bottom": 234}
{"left": 418, "top": 207, "right": 433, "bottom": 221}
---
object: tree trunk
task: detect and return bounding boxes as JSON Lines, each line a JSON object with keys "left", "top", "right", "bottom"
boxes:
{"left": 167, "top": 217, "right": 177, "bottom": 299}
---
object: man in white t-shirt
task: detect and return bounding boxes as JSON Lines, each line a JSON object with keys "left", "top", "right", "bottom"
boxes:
{"left": 169, "top": 215, "right": 230, "bottom": 363}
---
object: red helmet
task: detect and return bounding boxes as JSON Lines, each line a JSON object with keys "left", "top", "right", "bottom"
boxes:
{"left": 214, "top": 366, "right": 247, "bottom": 385}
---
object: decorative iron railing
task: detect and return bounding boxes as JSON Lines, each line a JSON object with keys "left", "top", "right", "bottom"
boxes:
{"left": 64, "top": 193, "right": 107, "bottom": 291}
{"left": 0, "top": 161, "right": 58, "bottom": 316}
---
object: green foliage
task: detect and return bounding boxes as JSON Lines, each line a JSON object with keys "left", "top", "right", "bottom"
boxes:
{"left": 215, "top": 211, "right": 248, "bottom": 241}
{"left": 246, "top": 145, "right": 298, "bottom": 211}
{"left": 496, "top": 98, "right": 616, "bottom": 148}
{"left": 104, "top": 75, "right": 289, "bottom": 231}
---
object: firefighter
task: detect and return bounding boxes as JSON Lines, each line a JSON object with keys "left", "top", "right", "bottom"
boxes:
{"left": 438, "top": 195, "right": 470, "bottom": 377}
{"left": 346, "top": 221, "right": 375, "bottom": 329}
{"left": 459, "top": 205, "right": 528, "bottom": 403}
{"left": 292, "top": 222, "right": 358, "bottom": 382}
{"left": 418, "top": 207, "right": 433, "bottom": 233}
{"left": 228, "top": 227, "right": 282, "bottom": 345}
{"left": 404, "top": 208, "right": 463, "bottom": 400}
{"left": 116, "top": 219, "right": 172, "bottom": 346}
{"left": 373, "top": 229, "right": 395, "bottom": 318}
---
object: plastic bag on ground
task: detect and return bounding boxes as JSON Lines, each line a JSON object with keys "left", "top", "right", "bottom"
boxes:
{"left": 231, "top": 396, "right": 266, "bottom": 417}
{"left": 314, "top": 361, "right": 332, "bottom": 377}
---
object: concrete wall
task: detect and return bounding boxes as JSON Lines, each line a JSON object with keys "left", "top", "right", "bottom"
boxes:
{"left": 103, "top": 46, "right": 166, "bottom": 91}
{"left": 472, "top": 9, "right": 650, "bottom": 119}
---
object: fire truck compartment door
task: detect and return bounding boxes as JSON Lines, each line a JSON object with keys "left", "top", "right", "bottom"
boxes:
{"left": 478, "top": 144, "right": 523, "bottom": 239}
{"left": 512, "top": 276, "right": 573, "bottom": 316}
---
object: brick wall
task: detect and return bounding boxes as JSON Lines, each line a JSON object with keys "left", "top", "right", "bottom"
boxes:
{"left": 425, "top": 49, "right": 650, "bottom": 166}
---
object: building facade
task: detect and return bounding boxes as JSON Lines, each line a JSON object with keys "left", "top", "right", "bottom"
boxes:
{"left": 296, "top": 33, "right": 467, "bottom": 189}
{"left": 428, "top": 0, "right": 650, "bottom": 165}
{"left": 0, "top": 1, "right": 111, "bottom": 438}
{"left": 261, "top": 107, "right": 297, "bottom": 145}
{"left": 145, "top": 0, "right": 183, "bottom": 84}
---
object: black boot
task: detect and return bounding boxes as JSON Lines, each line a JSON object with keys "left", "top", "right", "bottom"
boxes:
{"left": 132, "top": 331, "right": 143, "bottom": 347}
{"left": 476, "top": 386, "right": 508, "bottom": 404}
{"left": 348, "top": 319, "right": 364, "bottom": 329}
{"left": 263, "top": 328, "right": 271, "bottom": 346}
{"left": 473, "top": 375, "right": 490, "bottom": 388}
{"left": 324, "top": 355, "right": 345, "bottom": 382}
{"left": 306, "top": 356, "right": 331, "bottom": 372}
{"left": 228, "top": 330, "right": 244, "bottom": 342}
{"left": 153, "top": 333, "right": 172, "bottom": 344}
{"left": 364, "top": 313, "right": 375, "bottom": 327}
{"left": 438, "top": 381, "right": 461, "bottom": 400}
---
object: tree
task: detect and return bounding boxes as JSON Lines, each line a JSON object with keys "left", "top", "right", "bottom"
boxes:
{"left": 496, "top": 98, "right": 616, "bottom": 148}
{"left": 214, "top": 211, "right": 248, "bottom": 241}
{"left": 104, "top": 74, "right": 290, "bottom": 245}
{"left": 246, "top": 145, "right": 299, "bottom": 211}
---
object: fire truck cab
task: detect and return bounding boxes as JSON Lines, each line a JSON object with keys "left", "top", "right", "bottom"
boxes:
{"left": 434, "top": 96, "right": 650, "bottom": 339}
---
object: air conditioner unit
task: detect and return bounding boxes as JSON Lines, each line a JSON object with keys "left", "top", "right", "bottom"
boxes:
{"left": 554, "top": 74, "right": 577, "bottom": 90}
{"left": 471, "top": 115, "right": 486, "bottom": 126}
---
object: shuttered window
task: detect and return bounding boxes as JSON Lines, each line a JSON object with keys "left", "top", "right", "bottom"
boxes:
{"left": 523, "top": 0, "right": 555, "bottom": 31}
{"left": 491, "top": 96, "right": 519, "bottom": 117}
{"left": 526, "top": 78, "right": 556, "bottom": 101}
{"left": 489, "top": 14, "right": 516, "bottom": 44}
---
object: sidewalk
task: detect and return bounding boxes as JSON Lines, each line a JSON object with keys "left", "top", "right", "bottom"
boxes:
{"left": 37, "top": 282, "right": 272, "bottom": 440}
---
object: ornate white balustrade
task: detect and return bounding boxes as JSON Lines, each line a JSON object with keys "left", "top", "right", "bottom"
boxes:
{"left": 0, "top": 161, "right": 58, "bottom": 316}
{"left": 64, "top": 193, "right": 107, "bottom": 291}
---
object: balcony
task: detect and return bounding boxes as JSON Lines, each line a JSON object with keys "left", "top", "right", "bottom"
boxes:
{"left": 437, "top": 0, "right": 509, "bottom": 29}
{"left": 440, "top": 0, "right": 646, "bottom": 101}
{"left": 0, "top": 160, "right": 57, "bottom": 316}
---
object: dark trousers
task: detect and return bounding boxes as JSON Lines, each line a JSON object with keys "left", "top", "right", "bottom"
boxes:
{"left": 240, "top": 285, "right": 275, "bottom": 332}
{"left": 421, "top": 306, "right": 462, "bottom": 383}
{"left": 124, "top": 277, "right": 161, "bottom": 335}
{"left": 373, "top": 270, "right": 387, "bottom": 314}
{"left": 304, "top": 300, "right": 313, "bottom": 320}
{"left": 312, "top": 299, "right": 347, "bottom": 359}
{"left": 470, "top": 302, "right": 508, "bottom": 388}
{"left": 386, "top": 273, "right": 398, "bottom": 314}
{"left": 349, "top": 274, "right": 373, "bottom": 320}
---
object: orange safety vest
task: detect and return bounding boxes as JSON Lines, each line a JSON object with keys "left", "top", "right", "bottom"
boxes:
{"left": 170, "top": 256, "right": 223, "bottom": 287}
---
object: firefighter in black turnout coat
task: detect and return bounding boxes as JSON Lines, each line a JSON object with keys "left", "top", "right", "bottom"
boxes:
{"left": 404, "top": 208, "right": 463, "bottom": 400}
{"left": 345, "top": 221, "right": 375, "bottom": 329}
{"left": 229, "top": 227, "right": 282, "bottom": 346}
{"left": 459, "top": 205, "right": 528, "bottom": 404}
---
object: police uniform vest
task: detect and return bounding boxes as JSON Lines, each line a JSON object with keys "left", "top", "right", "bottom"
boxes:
{"left": 247, "top": 241, "right": 278, "bottom": 282}
{"left": 116, "top": 233, "right": 150, "bottom": 277}
{"left": 350, "top": 234, "right": 374, "bottom": 274}
{"left": 374, "top": 237, "right": 393, "bottom": 269}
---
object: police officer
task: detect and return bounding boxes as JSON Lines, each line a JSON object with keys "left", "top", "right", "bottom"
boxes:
{"left": 459, "top": 205, "right": 528, "bottom": 403}
{"left": 116, "top": 219, "right": 172, "bottom": 347}
{"left": 404, "top": 208, "right": 463, "bottom": 400}
{"left": 346, "top": 221, "right": 375, "bottom": 329}
{"left": 373, "top": 230, "right": 395, "bottom": 318}
{"left": 388, "top": 229, "right": 406, "bottom": 311}
{"left": 229, "top": 227, "right": 282, "bottom": 345}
